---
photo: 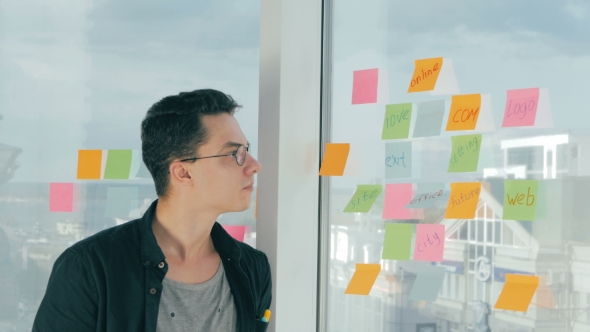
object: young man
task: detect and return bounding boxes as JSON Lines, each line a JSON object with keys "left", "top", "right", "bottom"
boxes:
{"left": 33, "top": 89, "right": 272, "bottom": 332}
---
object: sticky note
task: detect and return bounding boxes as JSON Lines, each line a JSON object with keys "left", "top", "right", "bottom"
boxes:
{"left": 448, "top": 134, "right": 482, "bottom": 173}
{"left": 343, "top": 185, "right": 382, "bottom": 213}
{"left": 222, "top": 225, "right": 248, "bottom": 242}
{"left": 385, "top": 142, "right": 412, "bottom": 178}
{"left": 382, "top": 184, "right": 423, "bottom": 219}
{"left": 408, "top": 265, "right": 446, "bottom": 301}
{"left": 503, "top": 180, "right": 538, "bottom": 221}
{"left": 413, "top": 100, "right": 445, "bottom": 138}
{"left": 105, "top": 187, "right": 138, "bottom": 218}
{"left": 104, "top": 150, "right": 133, "bottom": 179}
{"left": 446, "top": 94, "right": 481, "bottom": 131}
{"left": 405, "top": 183, "right": 449, "bottom": 209}
{"left": 382, "top": 103, "right": 412, "bottom": 140}
{"left": 407, "top": 57, "right": 443, "bottom": 93}
{"left": 445, "top": 182, "right": 481, "bottom": 219}
{"left": 382, "top": 223, "right": 412, "bottom": 260}
{"left": 502, "top": 88, "right": 539, "bottom": 127}
{"left": 319, "top": 143, "right": 350, "bottom": 176}
{"left": 494, "top": 274, "right": 539, "bottom": 312}
{"left": 352, "top": 69, "right": 378, "bottom": 104}
{"left": 414, "top": 224, "right": 445, "bottom": 262}
{"left": 49, "top": 183, "right": 74, "bottom": 212}
{"left": 345, "top": 263, "right": 381, "bottom": 295}
{"left": 531, "top": 276, "right": 556, "bottom": 309}
{"left": 135, "top": 160, "right": 151, "bottom": 178}
{"left": 77, "top": 150, "right": 102, "bottom": 180}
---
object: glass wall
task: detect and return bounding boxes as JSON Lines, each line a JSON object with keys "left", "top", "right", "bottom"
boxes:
{"left": 0, "top": 0, "right": 260, "bottom": 330}
{"left": 323, "top": 1, "right": 590, "bottom": 332}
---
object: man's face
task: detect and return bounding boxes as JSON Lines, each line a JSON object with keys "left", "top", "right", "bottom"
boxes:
{"left": 179, "top": 113, "right": 260, "bottom": 214}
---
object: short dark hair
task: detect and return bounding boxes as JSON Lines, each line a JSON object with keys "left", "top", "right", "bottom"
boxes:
{"left": 141, "top": 89, "right": 240, "bottom": 197}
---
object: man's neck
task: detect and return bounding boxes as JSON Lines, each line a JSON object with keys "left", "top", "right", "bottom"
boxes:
{"left": 152, "top": 196, "right": 219, "bottom": 264}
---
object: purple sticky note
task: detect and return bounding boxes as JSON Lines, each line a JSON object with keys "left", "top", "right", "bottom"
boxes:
{"left": 502, "top": 88, "right": 539, "bottom": 127}
{"left": 49, "top": 183, "right": 74, "bottom": 212}
{"left": 382, "top": 184, "right": 423, "bottom": 219}
{"left": 352, "top": 69, "right": 378, "bottom": 104}
{"left": 222, "top": 225, "right": 249, "bottom": 242}
{"left": 414, "top": 224, "right": 445, "bottom": 262}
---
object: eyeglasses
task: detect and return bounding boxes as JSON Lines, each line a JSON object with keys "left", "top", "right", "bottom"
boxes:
{"left": 179, "top": 143, "right": 250, "bottom": 166}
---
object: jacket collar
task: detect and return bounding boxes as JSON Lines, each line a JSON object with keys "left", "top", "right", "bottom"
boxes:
{"left": 139, "top": 199, "right": 243, "bottom": 268}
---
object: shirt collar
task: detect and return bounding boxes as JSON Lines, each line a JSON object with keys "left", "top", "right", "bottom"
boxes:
{"left": 139, "top": 199, "right": 243, "bottom": 268}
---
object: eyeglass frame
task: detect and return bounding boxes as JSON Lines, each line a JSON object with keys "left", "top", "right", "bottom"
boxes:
{"left": 176, "top": 143, "right": 251, "bottom": 167}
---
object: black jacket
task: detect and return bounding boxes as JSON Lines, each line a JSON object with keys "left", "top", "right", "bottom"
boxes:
{"left": 32, "top": 199, "right": 272, "bottom": 332}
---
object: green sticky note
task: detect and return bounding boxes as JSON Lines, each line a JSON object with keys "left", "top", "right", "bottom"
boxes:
{"left": 382, "top": 103, "right": 412, "bottom": 140}
{"left": 382, "top": 223, "right": 413, "bottom": 260}
{"left": 503, "top": 180, "right": 538, "bottom": 221}
{"left": 343, "top": 185, "right": 382, "bottom": 213}
{"left": 104, "top": 150, "right": 133, "bottom": 179}
{"left": 448, "top": 134, "right": 482, "bottom": 173}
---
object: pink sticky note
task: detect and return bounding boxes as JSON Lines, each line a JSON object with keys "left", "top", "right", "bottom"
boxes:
{"left": 414, "top": 224, "right": 445, "bottom": 262}
{"left": 382, "top": 184, "right": 424, "bottom": 219}
{"left": 352, "top": 69, "right": 378, "bottom": 104}
{"left": 49, "top": 183, "right": 74, "bottom": 212}
{"left": 222, "top": 225, "right": 249, "bottom": 242}
{"left": 502, "top": 88, "right": 540, "bottom": 127}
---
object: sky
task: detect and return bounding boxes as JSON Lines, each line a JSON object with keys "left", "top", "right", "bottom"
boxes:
{"left": 0, "top": 0, "right": 261, "bottom": 183}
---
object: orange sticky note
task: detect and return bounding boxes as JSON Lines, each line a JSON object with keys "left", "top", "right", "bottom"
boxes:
{"left": 446, "top": 94, "right": 481, "bottom": 131}
{"left": 319, "top": 143, "right": 350, "bottom": 176}
{"left": 345, "top": 263, "right": 381, "bottom": 295}
{"left": 445, "top": 182, "right": 481, "bottom": 219}
{"left": 494, "top": 274, "right": 539, "bottom": 312}
{"left": 407, "top": 57, "right": 443, "bottom": 93}
{"left": 77, "top": 150, "right": 102, "bottom": 179}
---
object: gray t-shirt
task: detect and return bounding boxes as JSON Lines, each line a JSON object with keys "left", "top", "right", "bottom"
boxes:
{"left": 156, "top": 262, "right": 237, "bottom": 332}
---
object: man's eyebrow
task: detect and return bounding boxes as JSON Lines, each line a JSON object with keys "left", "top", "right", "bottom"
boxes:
{"left": 218, "top": 141, "right": 249, "bottom": 152}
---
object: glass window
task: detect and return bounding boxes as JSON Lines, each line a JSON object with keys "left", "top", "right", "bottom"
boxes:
{"left": 321, "top": 1, "right": 590, "bottom": 331}
{"left": 0, "top": 1, "right": 260, "bottom": 329}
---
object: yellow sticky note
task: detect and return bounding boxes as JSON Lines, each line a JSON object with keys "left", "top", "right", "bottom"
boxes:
{"left": 319, "top": 143, "right": 350, "bottom": 176}
{"left": 345, "top": 263, "right": 381, "bottom": 295}
{"left": 407, "top": 57, "right": 443, "bottom": 93}
{"left": 494, "top": 274, "right": 539, "bottom": 312}
{"left": 445, "top": 182, "right": 481, "bottom": 219}
{"left": 446, "top": 94, "right": 481, "bottom": 131}
{"left": 77, "top": 150, "right": 102, "bottom": 180}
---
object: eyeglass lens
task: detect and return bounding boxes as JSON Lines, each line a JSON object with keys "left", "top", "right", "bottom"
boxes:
{"left": 236, "top": 145, "right": 247, "bottom": 166}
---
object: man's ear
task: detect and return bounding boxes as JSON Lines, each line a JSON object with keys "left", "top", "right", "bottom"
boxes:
{"left": 169, "top": 162, "right": 193, "bottom": 184}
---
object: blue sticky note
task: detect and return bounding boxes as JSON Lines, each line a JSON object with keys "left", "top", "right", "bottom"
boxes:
{"left": 413, "top": 100, "right": 445, "bottom": 138}
{"left": 105, "top": 187, "right": 139, "bottom": 218}
{"left": 385, "top": 142, "right": 412, "bottom": 179}
{"left": 408, "top": 265, "right": 446, "bottom": 301}
{"left": 405, "top": 183, "right": 449, "bottom": 209}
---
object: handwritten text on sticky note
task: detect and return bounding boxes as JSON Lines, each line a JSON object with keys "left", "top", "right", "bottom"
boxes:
{"left": 344, "top": 185, "right": 382, "bottom": 213}
{"left": 445, "top": 182, "right": 481, "bottom": 219}
{"left": 407, "top": 57, "right": 443, "bottom": 93}
{"left": 446, "top": 94, "right": 481, "bottom": 131}
{"left": 502, "top": 88, "right": 539, "bottom": 127}
{"left": 448, "top": 134, "right": 481, "bottom": 173}
{"left": 382, "top": 103, "right": 412, "bottom": 140}
{"left": 385, "top": 142, "right": 412, "bottom": 178}
{"left": 503, "top": 180, "right": 538, "bottom": 221}
{"left": 414, "top": 224, "right": 445, "bottom": 262}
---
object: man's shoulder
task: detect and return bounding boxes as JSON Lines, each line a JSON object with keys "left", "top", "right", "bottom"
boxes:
{"left": 67, "top": 218, "right": 142, "bottom": 255}
{"left": 235, "top": 241, "right": 270, "bottom": 272}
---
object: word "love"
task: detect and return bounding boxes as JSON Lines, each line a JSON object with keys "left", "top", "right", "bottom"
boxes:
{"left": 385, "top": 109, "right": 410, "bottom": 128}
